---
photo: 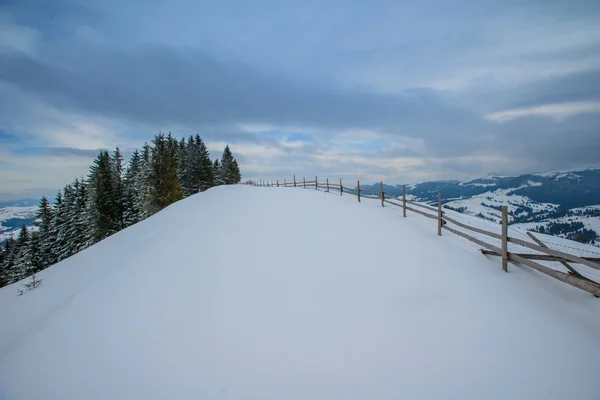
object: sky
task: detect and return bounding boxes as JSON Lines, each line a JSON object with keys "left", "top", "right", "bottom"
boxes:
{"left": 1, "top": 0, "right": 600, "bottom": 200}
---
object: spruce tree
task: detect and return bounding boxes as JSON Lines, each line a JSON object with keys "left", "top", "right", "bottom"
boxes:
{"left": 213, "top": 159, "right": 224, "bottom": 186}
{"left": 138, "top": 143, "right": 153, "bottom": 219}
{"left": 27, "top": 231, "right": 43, "bottom": 274}
{"left": 48, "top": 192, "right": 65, "bottom": 264}
{"left": 196, "top": 135, "right": 214, "bottom": 190}
{"left": 111, "top": 148, "right": 125, "bottom": 230}
{"left": 0, "top": 238, "right": 16, "bottom": 286}
{"left": 231, "top": 159, "right": 241, "bottom": 184}
{"left": 88, "top": 151, "right": 119, "bottom": 242}
{"left": 148, "top": 133, "right": 183, "bottom": 213}
{"left": 35, "top": 196, "right": 54, "bottom": 267}
{"left": 219, "top": 145, "right": 241, "bottom": 184}
{"left": 12, "top": 225, "right": 30, "bottom": 282}
{"left": 123, "top": 150, "right": 142, "bottom": 227}
{"left": 178, "top": 137, "right": 193, "bottom": 196}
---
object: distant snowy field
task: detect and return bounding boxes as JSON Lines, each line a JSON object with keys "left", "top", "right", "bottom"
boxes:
{"left": 0, "top": 206, "right": 38, "bottom": 243}
{"left": 0, "top": 186, "right": 599, "bottom": 400}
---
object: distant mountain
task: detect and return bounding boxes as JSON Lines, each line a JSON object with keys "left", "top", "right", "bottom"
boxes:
{"left": 360, "top": 168, "right": 600, "bottom": 246}
{"left": 0, "top": 200, "right": 40, "bottom": 244}
{"left": 0, "top": 198, "right": 42, "bottom": 208}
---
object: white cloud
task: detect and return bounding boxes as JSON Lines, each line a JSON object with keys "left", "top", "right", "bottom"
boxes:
{"left": 486, "top": 101, "right": 600, "bottom": 122}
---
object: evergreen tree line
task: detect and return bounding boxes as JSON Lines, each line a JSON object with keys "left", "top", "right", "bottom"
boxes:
{"left": 0, "top": 133, "right": 241, "bottom": 287}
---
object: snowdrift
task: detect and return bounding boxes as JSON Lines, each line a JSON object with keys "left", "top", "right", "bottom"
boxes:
{"left": 1, "top": 185, "right": 599, "bottom": 400}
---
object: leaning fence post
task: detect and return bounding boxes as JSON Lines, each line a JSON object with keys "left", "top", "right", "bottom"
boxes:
{"left": 437, "top": 192, "right": 442, "bottom": 236}
{"left": 315, "top": 176, "right": 318, "bottom": 190}
{"left": 326, "top": 178, "right": 329, "bottom": 192}
{"left": 340, "top": 178, "right": 343, "bottom": 195}
{"left": 402, "top": 185, "right": 407, "bottom": 217}
{"left": 357, "top": 180, "right": 361, "bottom": 202}
{"left": 502, "top": 206, "right": 508, "bottom": 273}
{"left": 380, "top": 181, "right": 384, "bottom": 207}
{"left": 293, "top": 175, "right": 296, "bottom": 188}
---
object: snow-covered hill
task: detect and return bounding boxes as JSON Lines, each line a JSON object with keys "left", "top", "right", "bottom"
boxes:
{"left": 361, "top": 168, "right": 600, "bottom": 246}
{"left": 0, "top": 186, "right": 599, "bottom": 400}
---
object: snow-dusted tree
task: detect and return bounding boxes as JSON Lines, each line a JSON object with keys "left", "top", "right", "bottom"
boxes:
{"left": 148, "top": 133, "right": 182, "bottom": 213}
{"left": 196, "top": 135, "right": 214, "bottom": 190}
{"left": 35, "top": 196, "right": 54, "bottom": 267}
{"left": 178, "top": 137, "right": 193, "bottom": 197}
{"left": 123, "top": 150, "right": 143, "bottom": 227}
{"left": 219, "top": 145, "right": 241, "bottom": 184}
{"left": 11, "top": 225, "right": 30, "bottom": 282}
{"left": 111, "top": 148, "right": 125, "bottom": 230}
{"left": 213, "top": 159, "right": 224, "bottom": 186}
{"left": 27, "top": 230, "right": 44, "bottom": 274}
{"left": 88, "top": 151, "right": 119, "bottom": 242}
{"left": 138, "top": 143, "right": 153, "bottom": 219}
{"left": 230, "top": 159, "right": 241, "bottom": 184}
{"left": 0, "top": 238, "right": 17, "bottom": 287}
{"left": 48, "top": 192, "right": 66, "bottom": 264}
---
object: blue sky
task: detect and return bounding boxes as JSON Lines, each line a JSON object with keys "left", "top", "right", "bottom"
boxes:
{"left": 1, "top": 0, "right": 600, "bottom": 200}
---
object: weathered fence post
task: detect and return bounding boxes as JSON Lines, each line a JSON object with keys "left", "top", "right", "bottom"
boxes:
{"left": 284, "top": 178, "right": 286, "bottom": 187}
{"left": 502, "top": 206, "right": 508, "bottom": 272}
{"left": 437, "top": 192, "right": 442, "bottom": 236}
{"left": 303, "top": 177, "right": 306, "bottom": 188}
{"left": 326, "top": 178, "right": 329, "bottom": 192}
{"left": 340, "top": 178, "right": 343, "bottom": 195}
{"left": 380, "top": 181, "right": 385, "bottom": 207}
{"left": 315, "top": 176, "right": 318, "bottom": 190}
{"left": 294, "top": 175, "right": 296, "bottom": 188}
{"left": 357, "top": 180, "right": 361, "bottom": 202}
{"left": 402, "top": 185, "right": 407, "bottom": 217}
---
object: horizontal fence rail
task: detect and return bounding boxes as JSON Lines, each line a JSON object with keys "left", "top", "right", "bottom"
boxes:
{"left": 244, "top": 177, "right": 600, "bottom": 297}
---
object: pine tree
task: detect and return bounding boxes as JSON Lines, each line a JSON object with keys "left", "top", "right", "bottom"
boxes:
{"left": 12, "top": 225, "right": 30, "bottom": 282}
{"left": 73, "top": 178, "right": 92, "bottom": 252}
{"left": 123, "top": 150, "right": 143, "bottom": 227}
{"left": 231, "top": 159, "right": 241, "bottom": 184}
{"left": 48, "top": 192, "right": 65, "bottom": 264}
{"left": 196, "top": 135, "right": 214, "bottom": 190}
{"left": 219, "top": 145, "right": 241, "bottom": 184}
{"left": 148, "top": 133, "right": 183, "bottom": 213}
{"left": 138, "top": 143, "right": 153, "bottom": 219}
{"left": 0, "top": 238, "right": 16, "bottom": 286}
{"left": 111, "top": 148, "right": 125, "bottom": 230}
{"left": 27, "top": 231, "right": 43, "bottom": 274}
{"left": 213, "top": 159, "right": 224, "bottom": 185}
{"left": 35, "top": 196, "right": 54, "bottom": 267}
{"left": 61, "top": 183, "right": 78, "bottom": 259}
{"left": 88, "top": 151, "right": 119, "bottom": 242}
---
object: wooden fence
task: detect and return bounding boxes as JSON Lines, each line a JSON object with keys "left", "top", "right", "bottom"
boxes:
{"left": 246, "top": 177, "right": 600, "bottom": 297}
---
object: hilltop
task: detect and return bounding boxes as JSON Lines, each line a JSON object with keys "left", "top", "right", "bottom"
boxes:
{"left": 0, "top": 185, "right": 598, "bottom": 399}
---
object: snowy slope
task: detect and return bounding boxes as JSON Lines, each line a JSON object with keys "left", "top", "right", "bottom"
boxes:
{"left": 1, "top": 186, "right": 599, "bottom": 400}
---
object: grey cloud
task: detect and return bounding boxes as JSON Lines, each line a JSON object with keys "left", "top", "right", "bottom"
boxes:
{"left": 0, "top": 44, "right": 484, "bottom": 139}
{"left": 41, "top": 147, "right": 106, "bottom": 157}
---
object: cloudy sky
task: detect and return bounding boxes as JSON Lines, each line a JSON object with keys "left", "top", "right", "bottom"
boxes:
{"left": 1, "top": 0, "right": 600, "bottom": 200}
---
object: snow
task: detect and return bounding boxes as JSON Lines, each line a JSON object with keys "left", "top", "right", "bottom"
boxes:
{"left": 1, "top": 185, "right": 599, "bottom": 400}
{"left": 0, "top": 206, "right": 38, "bottom": 243}
{"left": 444, "top": 188, "right": 558, "bottom": 223}
{"left": 0, "top": 206, "right": 38, "bottom": 227}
